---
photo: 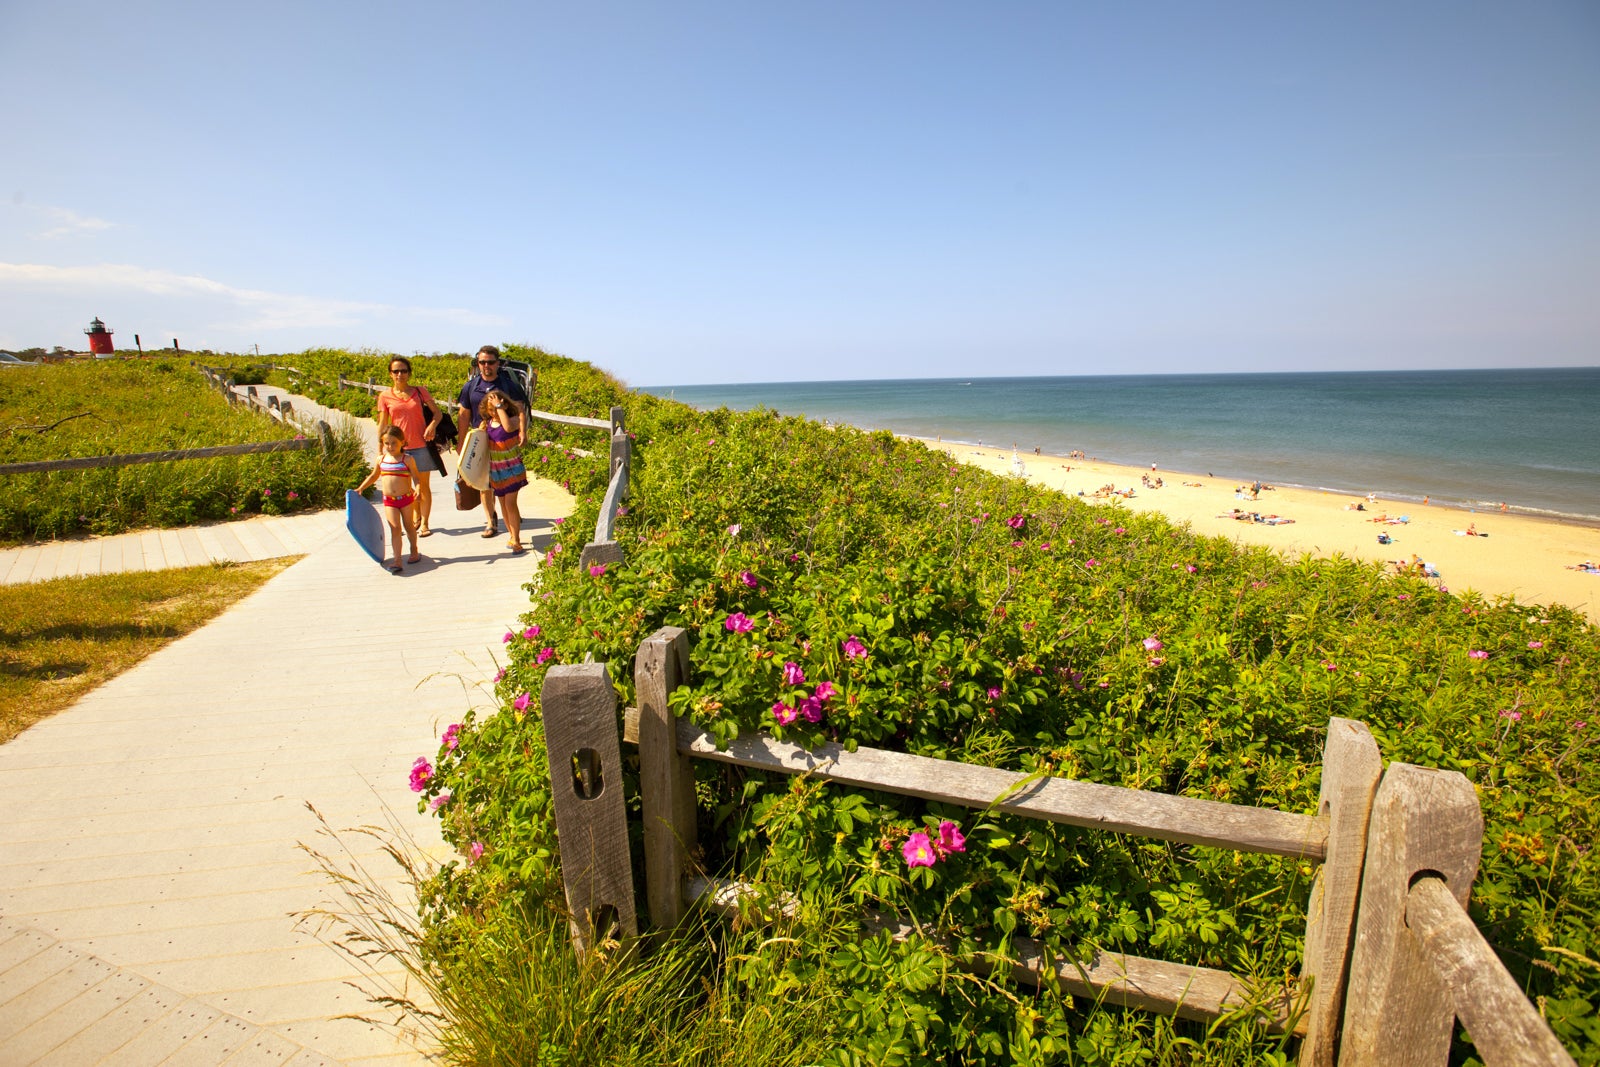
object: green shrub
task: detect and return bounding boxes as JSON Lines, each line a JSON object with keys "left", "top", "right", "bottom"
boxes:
{"left": 416, "top": 380, "right": 1599, "bottom": 1064}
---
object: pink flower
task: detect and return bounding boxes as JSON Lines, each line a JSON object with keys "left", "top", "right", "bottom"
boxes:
{"left": 902, "top": 832, "right": 938, "bottom": 868}
{"left": 262, "top": 488, "right": 272, "bottom": 497}
{"left": 1147, "top": 656, "right": 1165, "bottom": 667}
{"left": 287, "top": 491, "right": 299, "bottom": 500}
{"left": 429, "top": 792, "right": 451, "bottom": 811}
{"left": 1575, "top": 721, "right": 1587, "bottom": 730}
{"left": 523, "top": 625, "right": 541, "bottom": 640}
{"left": 740, "top": 570, "right": 758, "bottom": 588}
{"left": 536, "top": 646, "right": 555, "bottom": 664}
{"left": 589, "top": 563, "right": 607, "bottom": 577}
{"left": 986, "top": 686, "right": 1002, "bottom": 702}
{"left": 493, "top": 667, "right": 506, "bottom": 683}
{"left": 724, "top": 612, "right": 755, "bottom": 633}
{"left": 799, "top": 696, "right": 824, "bottom": 723}
{"left": 1321, "top": 659, "right": 1337, "bottom": 671}
{"left": 514, "top": 691, "right": 531, "bottom": 713}
{"left": 1528, "top": 640, "right": 1544, "bottom": 649}
{"left": 442, "top": 724, "right": 461, "bottom": 752}
{"left": 813, "top": 680, "right": 836, "bottom": 702}
{"left": 1114, "top": 526, "right": 1126, "bottom": 534}
{"left": 843, "top": 635, "right": 867, "bottom": 659}
{"left": 1185, "top": 564, "right": 1196, "bottom": 573}
{"left": 409, "top": 757, "right": 432, "bottom": 793}
{"left": 1010, "top": 539, "right": 1025, "bottom": 548}
{"left": 783, "top": 661, "right": 806, "bottom": 686}
{"left": 468, "top": 841, "right": 485, "bottom": 862}
{"left": 1085, "top": 558, "right": 1099, "bottom": 568}
{"left": 1142, "top": 637, "right": 1163, "bottom": 652}
{"left": 1006, "top": 514, "right": 1025, "bottom": 530}
{"left": 1468, "top": 650, "right": 1490, "bottom": 660}
{"left": 726, "top": 523, "right": 741, "bottom": 537}
{"left": 1499, "top": 709, "right": 1522, "bottom": 722}
{"left": 503, "top": 631, "right": 515, "bottom": 644}
{"left": 936, "top": 821, "right": 966, "bottom": 856}
{"left": 771, "top": 700, "right": 799, "bottom": 726}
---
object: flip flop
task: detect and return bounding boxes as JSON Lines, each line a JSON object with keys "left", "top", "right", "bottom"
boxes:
{"left": 419, "top": 525, "right": 432, "bottom": 537}
{"left": 508, "top": 542, "right": 526, "bottom": 555}
{"left": 407, "top": 553, "right": 421, "bottom": 563}
{"left": 388, "top": 564, "right": 403, "bottom": 574}
{"left": 480, "top": 523, "right": 497, "bottom": 538}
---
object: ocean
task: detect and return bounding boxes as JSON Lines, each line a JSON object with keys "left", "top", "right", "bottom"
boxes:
{"left": 641, "top": 368, "right": 1600, "bottom": 525}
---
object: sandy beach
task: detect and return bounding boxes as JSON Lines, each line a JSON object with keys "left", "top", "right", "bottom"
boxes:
{"left": 925, "top": 440, "right": 1600, "bottom": 625}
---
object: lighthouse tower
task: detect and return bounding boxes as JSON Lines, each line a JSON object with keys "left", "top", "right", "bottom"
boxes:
{"left": 85, "top": 317, "right": 115, "bottom": 356}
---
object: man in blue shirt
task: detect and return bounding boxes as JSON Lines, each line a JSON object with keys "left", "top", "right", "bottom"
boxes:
{"left": 457, "top": 345, "right": 530, "bottom": 538}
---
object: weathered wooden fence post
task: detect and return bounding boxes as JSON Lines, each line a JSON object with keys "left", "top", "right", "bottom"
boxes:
{"left": 636, "top": 627, "right": 696, "bottom": 928}
{"left": 609, "top": 406, "right": 630, "bottom": 500}
{"left": 541, "top": 662, "right": 639, "bottom": 954}
{"left": 1299, "top": 718, "right": 1383, "bottom": 1066}
{"left": 1338, "top": 763, "right": 1481, "bottom": 1066}
{"left": 316, "top": 420, "right": 335, "bottom": 456}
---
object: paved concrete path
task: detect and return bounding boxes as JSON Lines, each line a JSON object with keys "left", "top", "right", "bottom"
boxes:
{"left": 0, "top": 381, "right": 579, "bottom": 1064}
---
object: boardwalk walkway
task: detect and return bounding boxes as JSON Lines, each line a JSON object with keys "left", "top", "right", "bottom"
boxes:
{"left": 0, "top": 383, "right": 578, "bottom": 1064}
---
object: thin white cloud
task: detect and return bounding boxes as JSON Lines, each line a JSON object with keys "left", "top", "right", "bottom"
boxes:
{"left": 32, "top": 206, "right": 117, "bottom": 239}
{"left": 0, "top": 262, "right": 508, "bottom": 331}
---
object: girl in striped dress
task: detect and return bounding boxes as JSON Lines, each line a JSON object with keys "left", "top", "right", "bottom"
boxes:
{"left": 479, "top": 389, "right": 528, "bottom": 554}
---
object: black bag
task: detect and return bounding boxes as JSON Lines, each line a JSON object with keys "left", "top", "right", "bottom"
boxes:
{"left": 455, "top": 478, "right": 481, "bottom": 511}
{"left": 421, "top": 389, "right": 458, "bottom": 445}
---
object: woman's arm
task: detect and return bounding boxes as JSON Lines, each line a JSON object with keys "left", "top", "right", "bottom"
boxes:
{"left": 375, "top": 393, "right": 392, "bottom": 434}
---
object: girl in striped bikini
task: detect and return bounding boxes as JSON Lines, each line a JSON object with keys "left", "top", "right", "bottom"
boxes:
{"left": 479, "top": 389, "right": 529, "bottom": 554}
{"left": 356, "top": 425, "right": 421, "bottom": 573}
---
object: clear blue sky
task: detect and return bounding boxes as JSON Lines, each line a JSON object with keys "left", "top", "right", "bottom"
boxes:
{"left": 3, "top": 1, "right": 1597, "bottom": 384}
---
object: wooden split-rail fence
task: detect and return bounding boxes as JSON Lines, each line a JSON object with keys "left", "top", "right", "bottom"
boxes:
{"left": 0, "top": 366, "right": 334, "bottom": 477}
{"left": 540, "top": 627, "right": 1576, "bottom": 1066}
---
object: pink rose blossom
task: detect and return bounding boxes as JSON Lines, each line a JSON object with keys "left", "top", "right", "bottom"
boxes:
{"left": 986, "top": 686, "right": 1001, "bottom": 702}
{"left": 726, "top": 523, "right": 741, "bottom": 537}
{"left": 442, "top": 724, "right": 461, "bottom": 752}
{"left": 1006, "top": 514, "right": 1025, "bottom": 530}
{"left": 1528, "top": 640, "right": 1544, "bottom": 649}
{"left": 409, "top": 757, "right": 432, "bottom": 793}
{"left": 1468, "top": 649, "right": 1490, "bottom": 660}
{"left": 1186, "top": 564, "right": 1197, "bottom": 573}
{"left": 1148, "top": 656, "right": 1165, "bottom": 667}
{"left": 589, "top": 563, "right": 607, "bottom": 577}
{"left": 468, "top": 841, "right": 485, "bottom": 862}
{"left": 1142, "top": 637, "right": 1163, "bottom": 652}
{"left": 902, "top": 832, "right": 937, "bottom": 868}
{"left": 724, "top": 612, "right": 755, "bottom": 633}
{"left": 1321, "top": 659, "right": 1337, "bottom": 671}
{"left": 813, "top": 680, "right": 836, "bottom": 702}
{"left": 429, "top": 792, "right": 451, "bottom": 811}
{"left": 843, "top": 635, "right": 867, "bottom": 659}
{"left": 740, "top": 570, "right": 758, "bottom": 588}
{"left": 503, "top": 631, "right": 515, "bottom": 644}
{"left": 492, "top": 667, "right": 506, "bottom": 683}
{"left": 771, "top": 700, "right": 799, "bottom": 726}
{"left": 936, "top": 821, "right": 966, "bottom": 856}
{"left": 536, "top": 646, "right": 555, "bottom": 664}
{"left": 523, "top": 625, "right": 541, "bottom": 640}
{"left": 514, "top": 692, "right": 531, "bottom": 713}
{"left": 783, "top": 661, "right": 806, "bottom": 686}
{"left": 799, "top": 696, "right": 824, "bottom": 723}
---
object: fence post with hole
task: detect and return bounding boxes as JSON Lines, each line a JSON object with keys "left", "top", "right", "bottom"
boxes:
{"left": 1338, "top": 762, "right": 1482, "bottom": 1065}
{"left": 636, "top": 626, "right": 696, "bottom": 928}
{"left": 541, "top": 662, "right": 638, "bottom": 954}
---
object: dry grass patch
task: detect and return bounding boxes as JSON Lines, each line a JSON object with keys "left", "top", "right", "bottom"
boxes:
{"left": 0, "top": 557, "right": 298, "bottom": 743}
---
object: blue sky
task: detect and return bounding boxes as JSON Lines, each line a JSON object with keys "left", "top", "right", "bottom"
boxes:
{"left": 2, "top": 2, "right": 1596, "bottom": 385}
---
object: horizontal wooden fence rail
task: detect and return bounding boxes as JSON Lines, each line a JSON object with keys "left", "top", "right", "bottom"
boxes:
{"left": 0, "top": 437, "right": 321, "bottom": 476}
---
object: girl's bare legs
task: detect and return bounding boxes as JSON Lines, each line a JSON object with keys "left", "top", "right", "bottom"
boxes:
{"left": 412, "top": 470, "right": 433, "bottom": 536}
{"left": 402, "top": 507, "right": 420, "bottom": 563}
{"left": 500, "top": 491, "right": 523, "bottom": 550}
{"left": 385, "top": 510, "right": 404, "bottom": 571}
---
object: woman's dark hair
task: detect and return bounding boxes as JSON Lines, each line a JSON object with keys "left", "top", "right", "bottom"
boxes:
{"left": 388, "top": 356, "right": 412, "bottom": 373}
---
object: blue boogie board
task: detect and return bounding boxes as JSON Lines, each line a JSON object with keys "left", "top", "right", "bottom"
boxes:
{"left": 345, "top": 489, "right": 387, "bottom": 566}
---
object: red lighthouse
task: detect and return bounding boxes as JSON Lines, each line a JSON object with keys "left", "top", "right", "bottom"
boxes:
{"left": 85, "top": 317, "right": 115, "bottom": 356}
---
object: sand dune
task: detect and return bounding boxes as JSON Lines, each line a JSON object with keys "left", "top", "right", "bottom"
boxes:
{"left": 926, "top": 440, "right": 1600, "bottom": 625}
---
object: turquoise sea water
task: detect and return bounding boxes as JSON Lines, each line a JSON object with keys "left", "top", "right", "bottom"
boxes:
{"left": 643, "top": 369, "right": 1600, "bottom": 524}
